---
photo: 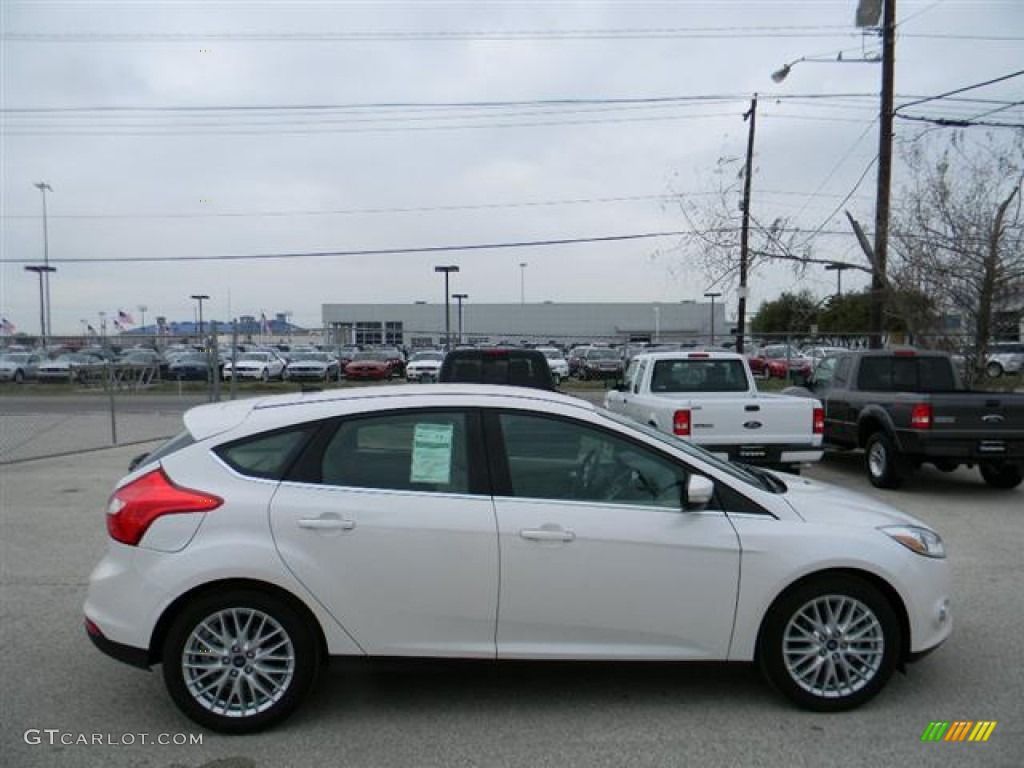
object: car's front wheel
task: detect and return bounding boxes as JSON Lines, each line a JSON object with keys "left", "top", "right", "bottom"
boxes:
{"left": 986, "top": 361, "right": 1004, "bottom": 378}
{"left": 758, "top": 575, "right": 900, "bottom": 711}
{"left": 13, "top": 369, "right": 24, "bottom": 383}
{"left": 162, "top": 589, "right": 319, "bottom": 733}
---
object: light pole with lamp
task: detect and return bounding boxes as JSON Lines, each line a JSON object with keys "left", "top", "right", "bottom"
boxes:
{"left": 653, "top": 305, "right": 661, "bottom": 342}
{"left": 190, "top": 294, "right": 210, "bottom": 345}
{"left": 771, "top": 0, "right": 893, "bottom": 349}
{"left": 433, "top": 266, "right": 459, "bottom": 348}
{"left": 33, "top": 182, "right": 54, "bottom": 338}
{"left": 24, "top": 265, "right": 56, "bottom": 351}
{"left": 825, "top": 262, "right": 852, "bottom": 296}
{"left": 452, "top": 293, "right": 468, "bottom": 345}
{"left": 704, "top": 292, "right": 722, "bottom": 346}
{"left": 519, "top": 262, "right": 528, "bottom": 305}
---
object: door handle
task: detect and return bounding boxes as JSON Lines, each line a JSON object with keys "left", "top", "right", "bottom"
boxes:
{"left": 298, "top": 517, "right": 356, "bottom": 531}
{"left": 520, "top": 527, "right": 576, "bottom": 542}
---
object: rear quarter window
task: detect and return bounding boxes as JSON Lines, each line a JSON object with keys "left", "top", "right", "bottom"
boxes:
{"left": 215, "top": 423, "right": 320, "bottom": 480}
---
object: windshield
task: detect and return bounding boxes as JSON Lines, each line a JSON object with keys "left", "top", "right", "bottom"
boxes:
{"left": 239, "top": 353, "right": 270, "bottom": 362}
{"left": 411, "top": 352, "right": 443, "bottom": 362}
{"left": 292, "top": 353, "right": 328, "bottom": 362}
{"left": 598, "top": 408, "right": 776, "bottom": 492}
{"left": 1, "top": 353, "right": 29, "bottom": 363}
{"left": 588, "top": 349, "right": 618, "bottom": 361}
{"left": 353, "top": 352, "right": 388, "bottom": 362}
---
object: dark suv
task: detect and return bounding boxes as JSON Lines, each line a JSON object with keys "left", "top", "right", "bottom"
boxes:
{"left": 439, "top": 348, "right": 555, "bottom": 390}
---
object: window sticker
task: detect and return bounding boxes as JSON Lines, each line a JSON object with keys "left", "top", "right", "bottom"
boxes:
{"left": 410, "top": 423, "right": 455, "bottom": 484}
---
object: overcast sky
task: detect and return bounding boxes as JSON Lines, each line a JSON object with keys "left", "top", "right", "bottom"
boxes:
{"left": 2, "top": 0, "right": 1022, "bottom": 336}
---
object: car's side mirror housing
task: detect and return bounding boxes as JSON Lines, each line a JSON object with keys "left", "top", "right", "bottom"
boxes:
{"left": 684, "top": 475, "right": 715, "bottom": 511}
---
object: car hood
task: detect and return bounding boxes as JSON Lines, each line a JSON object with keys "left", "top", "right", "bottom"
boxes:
{"left": 780, "top": 473, "right": 928, "bottom": 529}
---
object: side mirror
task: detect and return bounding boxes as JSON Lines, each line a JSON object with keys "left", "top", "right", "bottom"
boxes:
{"left": 684, "top": 475, "right": 715, "bottom": 511}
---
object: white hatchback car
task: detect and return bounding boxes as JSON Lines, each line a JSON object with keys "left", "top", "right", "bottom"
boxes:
{"left": 85, "top": 385, "right": 951, "bottom": 733}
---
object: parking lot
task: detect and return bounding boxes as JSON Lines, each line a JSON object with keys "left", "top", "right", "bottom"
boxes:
{"left": 2, "top": 406, "right": 1022, "bottom": 767}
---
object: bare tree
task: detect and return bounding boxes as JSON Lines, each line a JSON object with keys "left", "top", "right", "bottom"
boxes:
{"left": 891, "top": 130, "right": 1024, "bottom": 373}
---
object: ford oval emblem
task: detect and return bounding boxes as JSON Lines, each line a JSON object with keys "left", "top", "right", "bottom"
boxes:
{"left": 982, "top": 414, "right": 1005, "bottom": 424}
{"left": 743, "top": 420, "right": 763, "bottom": 430}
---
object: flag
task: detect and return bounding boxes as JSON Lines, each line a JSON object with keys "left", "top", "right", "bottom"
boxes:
{"left": 87, "top": 324, "right": 98, "bottom": 336}
{"left": 0, "top": 317, "right": 15, "bottom": 334}
{"left": 113, "top": 319, "right": 124, "bottom": 332}
{"left": 117, "top": 309, "right": 134, "bottom": 325}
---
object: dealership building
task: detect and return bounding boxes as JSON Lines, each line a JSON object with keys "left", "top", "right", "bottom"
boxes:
{"left": 322, "top": 300, "right": 729, "bottom": 348}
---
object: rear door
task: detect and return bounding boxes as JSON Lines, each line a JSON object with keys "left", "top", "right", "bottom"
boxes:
{"left": 269, "top": 408, "right": 500, "bottom": 657}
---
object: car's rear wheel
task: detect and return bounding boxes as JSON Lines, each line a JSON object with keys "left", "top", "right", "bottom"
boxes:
{"left": 979, "top": 461, "right": 1023, "bottom": 489}
{"left": 758, "top": 575, "right": 900, "bottom": 711}
{"left": 13, "top": 369, "right": 24, "bottom": 383}
{"left": 986, "top": 361, "right": 1003, "bottom": 378}
{"left": 162, "top": 589, "right": 319, "bottom": 733}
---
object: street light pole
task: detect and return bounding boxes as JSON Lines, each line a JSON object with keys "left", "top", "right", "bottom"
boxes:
{"left": 704, "top": 292, "right": 722, "bottom": 346}
{"left": 190, "top": 294, "right": 210, "bottom": 344}
{"left": 519, "top": 262, "right": 528, "bottom": 305}
{"left": 433, "top": 266, "right": 459, "bottom": 348}
{"left": 138, "top": 305, "right": 148, "bottom": 344}
{"left": 24, "top": 265, "right": 55, "bottom": 350}
{"left": 452, "top": 293, "right": 468, "bottom": 344}
{"left": 33, "top": 182, "right": 53, "bottom": 339}
{"left": 825, "top": 262, "right": 852, "bottom": 296}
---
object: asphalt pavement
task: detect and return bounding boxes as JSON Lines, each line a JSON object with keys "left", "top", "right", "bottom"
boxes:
{"left": 2, "top": 424, "right": 1022, "bottom": 767}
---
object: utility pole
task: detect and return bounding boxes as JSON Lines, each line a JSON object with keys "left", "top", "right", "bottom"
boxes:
{"left": 34, "top": 182, "right": 53, "bottom": 339}
{"left": 869, "top": 0, "right": 896, "bottom": 348}
{"left": 737, "top": 95, "right": 757, "bottom": 355}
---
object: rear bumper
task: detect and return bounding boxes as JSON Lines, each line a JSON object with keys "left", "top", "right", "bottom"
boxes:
{"left": 85, "top": 618, "right": 151, "bottom": 670}
{"left": 705, "top": 442, "right": 823, "bottom": 466}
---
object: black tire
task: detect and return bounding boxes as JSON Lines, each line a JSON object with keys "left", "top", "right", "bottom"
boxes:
{"left": 260, "top": 368, "right": 270, "bottom": 382}
{"left": 985, "top": 361, "right": 1003, "bottom": 378}
{"left": 979, "top": 461, "right": 1023, "bottom": 489}
{"left": 13, "top": 369, "right": 24, "bottom": 383}
{"left": 758, "top": 575, "right": 901, "bottom": 712}
{"left": 161, "top": 589, "right": 319, "bottom": 733}
{"left": 865, "top": 432, "right": 906, "bottom": 489}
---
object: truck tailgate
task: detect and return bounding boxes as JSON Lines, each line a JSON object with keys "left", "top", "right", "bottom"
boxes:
{"left": 687, "top": 393, "right": 818, "bottom": 448}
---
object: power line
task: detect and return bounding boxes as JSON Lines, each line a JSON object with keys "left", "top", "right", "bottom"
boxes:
{"left": 896, "top": 69, "right": 1024, "bottom": 112}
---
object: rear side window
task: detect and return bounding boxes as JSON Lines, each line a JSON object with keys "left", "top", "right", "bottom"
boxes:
{"left": 318, "top": 411, "right": 470, "bottom": 493}
{"left": 216, "top": 423, "right": 319, "bottom": 480}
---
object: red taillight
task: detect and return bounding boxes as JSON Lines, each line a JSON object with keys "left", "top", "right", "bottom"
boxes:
{"left": 910, "top": 403, "right": 932, "bottom": 430}
{"left": 893, "top": 348, "right": 917, "bottom": 357}
{"left": 106, "top": 468, "right": 222, "bottom": 546}
{"left": 813, "top": 407, "right": 824, "bottom": 435}
{"left": 673, "top": 409, "right": 691, "bottom": 437}
{"left": 687, "top": 352, "right": 710, "bottom": 358}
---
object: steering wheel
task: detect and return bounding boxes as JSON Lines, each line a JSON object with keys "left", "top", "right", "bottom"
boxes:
{"left": 604, "top": 460, "right": 658, "bottom": 502}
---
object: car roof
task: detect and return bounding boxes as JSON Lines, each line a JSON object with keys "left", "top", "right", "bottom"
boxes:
{"left": 183, "top": 384, "right": 596, "bottom": 441}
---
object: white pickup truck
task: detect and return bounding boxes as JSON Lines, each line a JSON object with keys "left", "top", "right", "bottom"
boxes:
{"left": 603, "top": 350, "right": 824, "bottom": 470}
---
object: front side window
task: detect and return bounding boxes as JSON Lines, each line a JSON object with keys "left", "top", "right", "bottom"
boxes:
{"left": 496, "top": 412, "right": 689, "bottom": 509}
{"left": 319, "top": 411, "right": 469, "bottom": 494}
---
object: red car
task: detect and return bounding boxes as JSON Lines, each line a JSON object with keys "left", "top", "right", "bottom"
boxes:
{"left": 344, "top": 351, "right": 392, "bottom": 381}
{"left": 748, "top": 345, "right": 812, "bottom": 380}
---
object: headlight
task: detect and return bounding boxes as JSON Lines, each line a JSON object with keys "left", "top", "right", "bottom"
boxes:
{"left": 880, "top": 525, "right": 946, "bottom": 558}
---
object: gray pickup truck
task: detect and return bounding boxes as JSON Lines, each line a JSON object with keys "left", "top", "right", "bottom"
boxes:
{"left": 788, "top": 348, "right": 1024, "bottom": 489}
